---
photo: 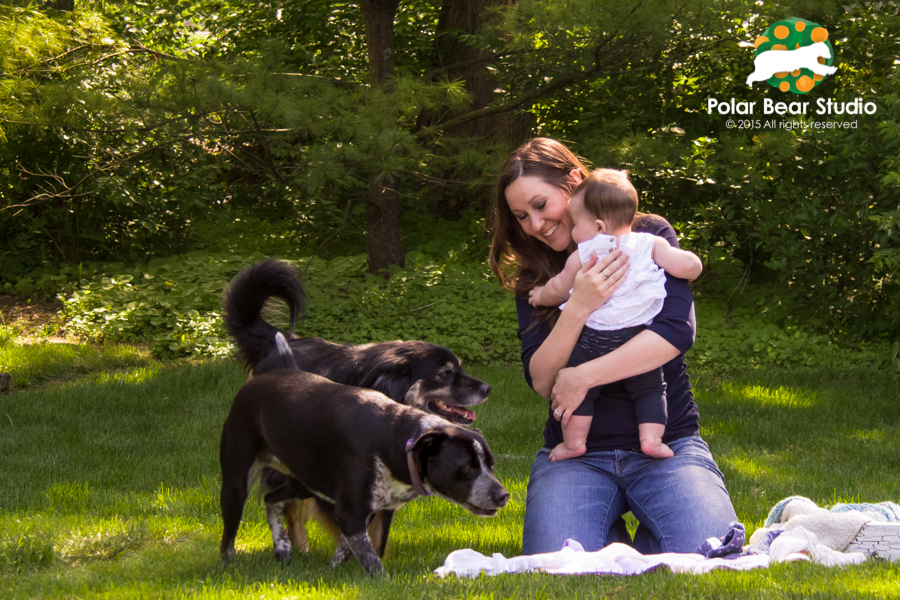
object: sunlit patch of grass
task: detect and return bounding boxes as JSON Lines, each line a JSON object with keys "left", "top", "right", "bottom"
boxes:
{"left": 0, "top": 530, "right": 56, "bottom": 573}
{"left": 2, "top": 362, "right": 900, "bottom": 598}
{"left": 848, "top": 428, "right": 886, "bottom": 443}
{"left": 47, "top": 481, "right": 93, "bottom": 514}
{"left": 57, "top": 520, "right": 149, "bottom": 565}
{"left": 728, "top": 384, "right": 819, "bottom": 408}
{"left": 92, "top": 366, "right": 162, "bottom": 386}
{"left": 0, "top": 341, "right": 153, "bottom": 389}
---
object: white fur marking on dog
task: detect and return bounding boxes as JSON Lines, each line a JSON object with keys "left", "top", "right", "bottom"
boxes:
{"left": 419, "top": 415, "right": 448, "bottom": 431}
{"left": 311, "top": 489, "right": 335, "bottom": 503}
{"left": 275, "top": 332, "right": 292, "bottom": 357}
{"left": 371, "top": 457, "right": 418, "bottom": 511}
{"left": 403, "top": 380, "right": 425, "bottom": 409}
{"left": 466, "top": 438, "right": 502, "bottom": 511}
{"left": 472, "top": 439, "right": 487, "bottom": 468}
{"left": 746, "top": 42, "right": 837, "bottom": 87}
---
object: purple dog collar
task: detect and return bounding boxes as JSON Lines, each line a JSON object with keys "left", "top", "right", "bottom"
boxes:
{"left": 405, "top": 439, "right": 431, "bottom": 497}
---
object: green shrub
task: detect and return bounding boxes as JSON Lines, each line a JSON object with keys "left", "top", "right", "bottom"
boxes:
{"left": 691, "top": 294, "right": 897, "bottom": 375}
{"left": 57, "top": 251, "right": 897, "bottom": 376}
{"left": 61, "top": 251, "right": 519, "bottom": 363}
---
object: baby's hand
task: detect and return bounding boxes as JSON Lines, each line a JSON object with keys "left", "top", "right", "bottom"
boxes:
{"left": 528, "top": 286, "right": 545, "bottom": 307}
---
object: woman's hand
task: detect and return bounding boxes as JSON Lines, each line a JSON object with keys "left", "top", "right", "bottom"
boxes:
{"left": 526, "top": 248, "right": 630, "bottom": 398}
{"left": 547, "top": 250, "right": 628, "bottom": 424}
{"left": 550, "top": 365, "right": 591, "bottom": 428}
{"left": 564, "top": 249, "right": 629, "bottom": 318}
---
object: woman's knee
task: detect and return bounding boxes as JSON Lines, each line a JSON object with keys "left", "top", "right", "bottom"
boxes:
{"left": 522, "top": 449, "right": 626, "bottom": 554}
{"left": 625, "top": 437, "right": 737, "bottom": 553}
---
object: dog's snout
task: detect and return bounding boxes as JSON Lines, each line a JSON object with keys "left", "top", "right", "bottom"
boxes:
{"left": 495, "top": 488, "right": 510, "bottom": 507}
{"left": 479, "top": 383, "right": 491, "bottom": 397}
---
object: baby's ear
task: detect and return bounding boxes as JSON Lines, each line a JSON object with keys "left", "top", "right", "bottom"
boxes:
{"left": 596, "top": 219, "right": 607, "bottom": 233}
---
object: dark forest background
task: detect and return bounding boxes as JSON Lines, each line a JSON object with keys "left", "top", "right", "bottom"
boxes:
{"left": 1, "top": 0, "right": 899, "bottom": 358}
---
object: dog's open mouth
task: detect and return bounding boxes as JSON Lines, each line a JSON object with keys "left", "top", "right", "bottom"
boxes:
{"left": 428, "top": 401, "right": 477, "bottom": 424}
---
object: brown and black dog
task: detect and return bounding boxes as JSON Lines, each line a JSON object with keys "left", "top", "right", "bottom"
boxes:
{"left": 219, "top": 365, "right": 509, "bottom": 575}
{"left": 221, "top": 260, "right": 493, "bottom": 561}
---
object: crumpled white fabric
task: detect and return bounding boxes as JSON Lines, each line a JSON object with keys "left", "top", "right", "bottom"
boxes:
{"left": 435, "top": 532, "right": 866, "bottom": 578}
{"left": 767, "top": 527, "right": 867, "bottom": 567}
{"left": 435, "top": 539, "right": 769, "bottom": 578}
{"left": 753, "top": 497, "right": 872, "bottom": 552}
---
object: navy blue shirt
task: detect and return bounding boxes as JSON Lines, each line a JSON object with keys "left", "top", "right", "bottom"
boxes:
{"left": 516, "top": 214, "right": 700, "bottom": 451}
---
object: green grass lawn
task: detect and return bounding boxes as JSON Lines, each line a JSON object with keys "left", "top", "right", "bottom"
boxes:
{"left": 1, "top": 350, "right": 899, "bottom": 599}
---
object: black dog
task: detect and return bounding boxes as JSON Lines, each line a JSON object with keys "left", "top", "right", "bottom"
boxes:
{"left": 222, "top": 259, "right": 489, "bottom": 425}
{"left": 219, "top": 368, "right": 509, "bottom": 575}
{"left": 221, "top": 260, "right": 493, "bottom": 558}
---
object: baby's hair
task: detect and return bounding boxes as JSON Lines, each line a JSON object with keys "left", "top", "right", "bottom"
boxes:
{"left": 572, "top": 169, "right": 638, "bottom": 230}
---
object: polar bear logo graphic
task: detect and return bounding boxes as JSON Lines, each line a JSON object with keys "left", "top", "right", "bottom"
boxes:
{"left": 749, "top": 18, "right": 837, "bottom": 94}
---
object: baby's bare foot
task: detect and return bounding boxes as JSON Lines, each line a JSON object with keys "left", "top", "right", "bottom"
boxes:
{"left": 640, "top": 438, "right": 674, "bottom": 459}
{"left": 549, "top": 442, "right": 586, "bottom": 462}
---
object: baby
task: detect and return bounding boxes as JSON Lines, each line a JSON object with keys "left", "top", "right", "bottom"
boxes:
{"left": 529, "top": 169, "right": 702, "bottom": 460}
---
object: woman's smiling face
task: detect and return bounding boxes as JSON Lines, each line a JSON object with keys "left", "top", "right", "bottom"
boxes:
{"left": 505, "top": 175, "right": 576, "bottom": 253}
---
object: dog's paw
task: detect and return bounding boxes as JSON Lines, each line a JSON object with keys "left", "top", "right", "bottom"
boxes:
{"left": 361, "top": 558, "right": 388, "bottom": 578}
{"left": 330, "top": 550, "right": 352, "bottom": 568}
{"left": 275, "top": 548, "right": 292, "bottom": 564}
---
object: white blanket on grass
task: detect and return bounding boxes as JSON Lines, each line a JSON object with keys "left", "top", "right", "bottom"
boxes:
{"left": 435, "top": 532, "right": 865, "bottom": 578}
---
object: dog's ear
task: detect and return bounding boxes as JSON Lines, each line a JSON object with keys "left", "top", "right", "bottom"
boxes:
{"left": 360, "top": 358, "right": 413, "bottom": 403}
{"left": 409, "top": 428, "right": 449, "bottom": 460}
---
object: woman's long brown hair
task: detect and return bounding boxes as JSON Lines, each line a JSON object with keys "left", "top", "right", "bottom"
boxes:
{"left": 489, "top": 138, "right": 591, "bottom": 323}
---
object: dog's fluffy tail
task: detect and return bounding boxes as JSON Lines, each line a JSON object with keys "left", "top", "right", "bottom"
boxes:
{"left": 223, "top": 259, "right": 306, "bottom": 372}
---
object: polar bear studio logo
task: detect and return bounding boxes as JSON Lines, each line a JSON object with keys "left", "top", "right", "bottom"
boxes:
{"left": 747, "top": 18, "right": 837, "bottom": 93}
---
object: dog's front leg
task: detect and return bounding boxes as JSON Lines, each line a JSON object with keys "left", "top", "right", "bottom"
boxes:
{"left": 332, "top": 532, "right": 384, "bottom": 576}
{"left": 332, "top": 511, "right": 378, "bottom": 567}
{"left": 284, "top": 498, "right": 312, "bottom": 553}
{"left": 330, "top": 534, "right": 353, "bottom": 567}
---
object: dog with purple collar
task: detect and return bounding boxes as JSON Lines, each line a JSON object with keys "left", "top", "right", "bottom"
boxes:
{"left": 218, "top": 366, "right": 509, "bottom": 576}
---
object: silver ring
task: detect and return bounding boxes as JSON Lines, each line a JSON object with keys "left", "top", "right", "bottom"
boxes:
{"left": 553, "top": 409, "right": 561, "bottom": 417}
{"left": 604, "top": 273, "right": 610, "bottom": 280}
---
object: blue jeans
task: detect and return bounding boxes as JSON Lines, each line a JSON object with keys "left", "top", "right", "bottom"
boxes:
{"left": 522, "top": 435, "right": 737, "bottom": 555}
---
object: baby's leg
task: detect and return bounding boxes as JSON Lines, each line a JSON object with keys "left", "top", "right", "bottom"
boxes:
{"left": 638, "top": 422, "right": 673, "bottom": 458}
{"left": 627, "top": 367, "right": 673, "bottom": 458}
{"left": 550, "top": 415, "right": 592, "bottom": 461}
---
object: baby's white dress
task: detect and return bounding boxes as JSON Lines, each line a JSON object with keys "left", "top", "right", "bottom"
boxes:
{"left": 561, "top": 232, "right": 667, "bottom": 331}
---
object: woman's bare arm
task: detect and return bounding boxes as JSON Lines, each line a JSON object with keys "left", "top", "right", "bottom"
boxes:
{"left": 528, "top": 249, "right": 629, "bottom": 397}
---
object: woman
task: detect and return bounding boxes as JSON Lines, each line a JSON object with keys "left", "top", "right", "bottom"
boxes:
{"left": 490, "top": 138, "right": 736, "bottom": 555}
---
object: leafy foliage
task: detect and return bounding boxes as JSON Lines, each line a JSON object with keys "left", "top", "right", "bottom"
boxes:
{"left": 537, "top": 2, "right": 900, "bottom": 341}
{"left": 50, "top": 249, "right": 895, "bottom": 378}
{"left": 60, "top": 251, "right": 519, "bottom": 363}
{"left": 1, "top": 1, "right": 899, "bottom": 345}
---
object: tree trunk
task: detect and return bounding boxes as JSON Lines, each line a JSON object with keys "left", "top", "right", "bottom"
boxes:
{"left": 429, "top": 0, "right": 530, "bottom": 218}
{"left": 436, "top": 0, "right": 526, "bottom": 141}
{"left": 359, "top": 0, "right": 405, "bottom": 275}
{"left": 46, "top": 0, "right": 75, "bottom": 10}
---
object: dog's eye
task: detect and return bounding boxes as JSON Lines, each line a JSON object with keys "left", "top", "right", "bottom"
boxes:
{"left": 463, "top": 464, "right": 476, "bottom": 473}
